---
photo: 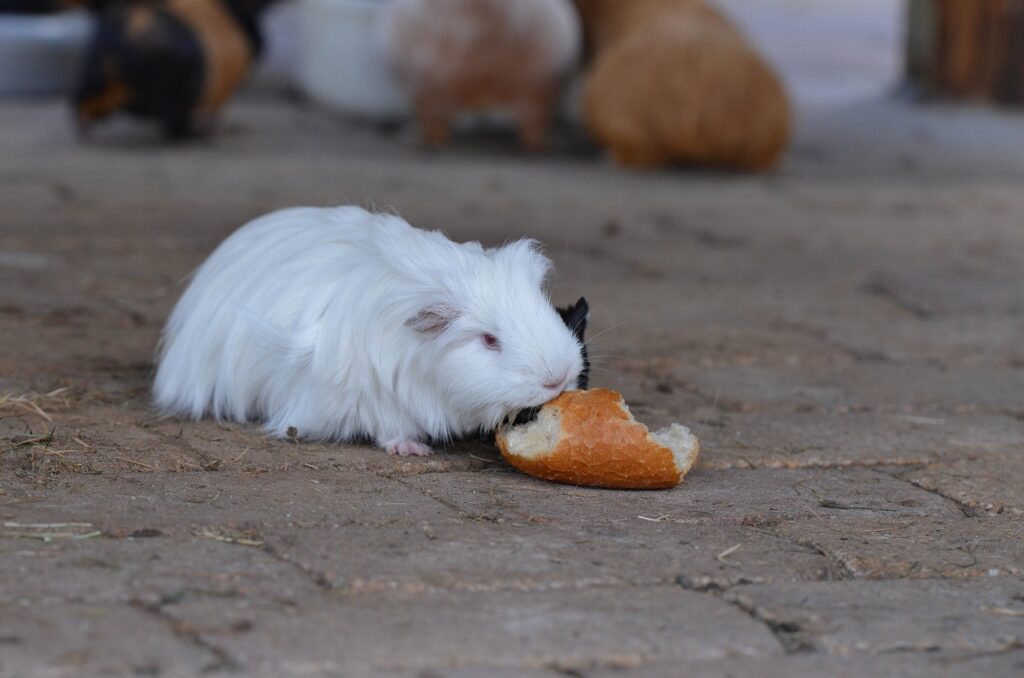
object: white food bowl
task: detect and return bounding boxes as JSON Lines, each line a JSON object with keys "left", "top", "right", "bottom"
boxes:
{"left": 295, "top": 0, "right": 410, "bottom": 120}
{"left": 0, "top": 10, "right": 95, "bottom": 96}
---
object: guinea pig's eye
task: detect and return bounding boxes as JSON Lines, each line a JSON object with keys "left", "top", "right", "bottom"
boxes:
{"left": 481, "top": 333, "right": 501, "bottom": 351}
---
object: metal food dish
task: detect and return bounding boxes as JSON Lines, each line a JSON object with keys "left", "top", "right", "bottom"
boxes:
{"left": 0, "top": 10, "right": 95, "bottom": 96}
{"left": 295, "top": 0, "right": 410, "bottom": 120}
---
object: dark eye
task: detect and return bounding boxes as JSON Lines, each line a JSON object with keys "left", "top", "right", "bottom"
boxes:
{"left": 481, "top": 333, "right": 501, "bottom": 351}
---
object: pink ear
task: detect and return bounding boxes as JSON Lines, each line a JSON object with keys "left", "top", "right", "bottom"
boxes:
{"left": 406, "top": 302, "right": 460, "bottom": 334}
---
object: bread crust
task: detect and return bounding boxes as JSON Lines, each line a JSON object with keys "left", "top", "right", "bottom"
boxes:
{"left": 496, "top": 388, "right": 699, "bottom": 489}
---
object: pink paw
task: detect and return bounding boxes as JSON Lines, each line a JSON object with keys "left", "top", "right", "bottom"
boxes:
{"left": 385, "top": 440, "right": 434, "bottom": 457}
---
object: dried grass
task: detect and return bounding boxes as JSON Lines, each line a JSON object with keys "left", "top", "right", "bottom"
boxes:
{"left": 716, "top": 543, "right": 742, "bottom": 565}
{"left": 193, "top": 526, "right": 264, "bottom": 547}
{"left": 0, "top": 388, "right": 72, "bottom": 423}
{"left": 982, "top": 606, "right": 1024, "bottom": 617}
{"left": 114, "top": 456, "right": 161, "bottom": 470}
{"left": 1, "top": 521, "right": 101, "bottom": 542}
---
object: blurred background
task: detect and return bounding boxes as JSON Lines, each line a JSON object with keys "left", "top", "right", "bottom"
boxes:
{"left": 0, "top": 0, "right": 997, "bottom": 153}
{"left": 2, "top": 0, "right": 1021, "bottom": 169}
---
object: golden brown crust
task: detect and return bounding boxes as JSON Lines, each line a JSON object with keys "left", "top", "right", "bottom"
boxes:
{"left": 497, "top": 389, "right": 696, "bottom": 490}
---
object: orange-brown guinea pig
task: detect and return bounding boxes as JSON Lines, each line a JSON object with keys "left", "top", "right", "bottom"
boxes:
{"left": 575, "top": 0, "right": 791, "bottom": 171}
{"left": 73, "top": 0, "right": 272, "bottom": 139}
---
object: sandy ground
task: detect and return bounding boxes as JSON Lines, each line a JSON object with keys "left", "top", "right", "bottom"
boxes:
{"left": 2, "top": 48, "right": 1024, "bottom": 678}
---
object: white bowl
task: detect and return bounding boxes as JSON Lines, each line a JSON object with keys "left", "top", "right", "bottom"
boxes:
{"left": 0, "top": 10, "right": 95, "bottom": 96}
{"left": 295, "top": 0, "right": 410, "bottom": 120}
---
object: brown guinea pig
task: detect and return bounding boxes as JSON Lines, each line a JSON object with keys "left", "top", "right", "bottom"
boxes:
{"left": 380, "top": 0, "right": 581, "bottom": 151}
{"left": 575, "top": 0, "right": 791, "bottom": 171}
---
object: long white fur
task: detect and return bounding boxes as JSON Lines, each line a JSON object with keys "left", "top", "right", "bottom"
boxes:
{"left": 153, "top": 206, "right": 584, "bottom": 450}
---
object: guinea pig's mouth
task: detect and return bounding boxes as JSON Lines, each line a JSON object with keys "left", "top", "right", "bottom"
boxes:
{"left": 503, "top": 381, "right": 582, "bottom": 427}
{"left": 506, "top": 393, "right": 562, "bottom": 427}
{"left": 509, "top": 404, "right": 544, "bottom": 427}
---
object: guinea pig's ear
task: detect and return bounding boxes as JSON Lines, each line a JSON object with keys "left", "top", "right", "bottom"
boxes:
{"left": 406, "top": 302, "right": 461, "bottom": 335}
{"left": 557, "top": 297, "right": 589, "bottom": 341}
{"left": 499, "top": 239, "right": 553, "bottom": 288}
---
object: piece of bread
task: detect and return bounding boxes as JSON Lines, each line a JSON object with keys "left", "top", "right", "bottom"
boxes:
{"left": 496, "top": 388, "right": 699, "bottom": 489}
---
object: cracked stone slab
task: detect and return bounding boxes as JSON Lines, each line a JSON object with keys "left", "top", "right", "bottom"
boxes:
{"left": 0, "top": 469, "right": 457, "bottom": 533}
{"left": 266, "top": 517, "right": 832, "bottom": 595}
{"left": 0, "top": 470, "right": 463, "bottom": 596}
{"left": 784, "top": 301, "right": 1024, "bottom": 365}
{"left": 772, "top": 514, "right": 1024, "bottom": 580}
{"left": 234, "top": 466, "right": 974, "bottom": 593}
{"left": 726, "top": 579, "right": 1024, "bottom": 656}
{"left": 0, "top": 602, "right": 218, "bottom": 676}
{"left": 864, "top": 268, "right": 1024, "bottom": 319}
{"left": 892, "top": 452, "right": 1024, "bottom": 516}
{"left": 402, "top": 467, "right": 964, "bottom": 527}
{"left": 0, "top": 469, "right": 828, "bottom": 600}
{"left": 163, "top": 585, "right": 783, "bottom": 675}
{"left": 200, "top": 470, "right": 832, "bottom": 593}
{"left": 769, "top": 312, "right": 1024, "bottom": 368}
{"left": 687, "top": 408, "right": 1023, "bottom": 470}
{"left": 600, "top": 363, "right": 1021, "bottom": 472}
{"left": 673, "top": 362, "right": 1024, "bottom": 413}
{"left": 0, "top": 535, "right": 321, "bottom": 608}
{"left": 13, "top": 395, "right": 1018, "bottom": 475}
{"left": 585, "top": 652, "right": 1024, "bottom": 678}
{"left": 0, "top": 398, "right": 490, "bottom": 477}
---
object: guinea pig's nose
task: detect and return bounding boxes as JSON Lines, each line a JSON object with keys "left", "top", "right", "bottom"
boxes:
{"left": 543, "top": 370, "right": 570, "bottom": 391}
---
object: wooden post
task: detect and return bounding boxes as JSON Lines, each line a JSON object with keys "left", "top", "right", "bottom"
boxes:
{"left": 907, "top": 0, "right": 1024, "bottom": 105}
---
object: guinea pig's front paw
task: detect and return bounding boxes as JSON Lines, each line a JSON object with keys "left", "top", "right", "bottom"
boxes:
{"left": 385, "top": 440, "right": 434, "bottom": 457}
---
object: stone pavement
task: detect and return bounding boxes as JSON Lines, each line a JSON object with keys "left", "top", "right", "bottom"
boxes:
{"left": 1, "top": 93, "right": 1023, "bottom": 676}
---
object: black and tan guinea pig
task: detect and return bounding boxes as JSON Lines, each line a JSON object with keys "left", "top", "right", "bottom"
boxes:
{"left": 73, "top": 0, "right": 273, "bottom": 138}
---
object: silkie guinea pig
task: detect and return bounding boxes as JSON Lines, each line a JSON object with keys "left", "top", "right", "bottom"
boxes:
{"left": 153, "top": 206, "right": 589, "bottom": 456}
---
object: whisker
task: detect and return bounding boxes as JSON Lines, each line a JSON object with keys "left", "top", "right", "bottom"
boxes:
{"left": 587, "top": 366, "right": 625, "bottom": 381}
{"left": 588, "top": 365, "right": 622, "bottom": 372}
{"left": 585, "top": 321, "right": 633, "bottom": 343}
{"left": 588, "top": 369, "right": 621, "bottom": 382}
{"left": 583, "top": 336, "right": 632, "bottom": 350}
{"left": 571, "top": 315, "right": 586, "bottom": 336}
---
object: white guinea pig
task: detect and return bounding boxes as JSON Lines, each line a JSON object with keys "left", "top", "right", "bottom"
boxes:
{"left": 153, "top": 206, "right": 586, "bottom": 456}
